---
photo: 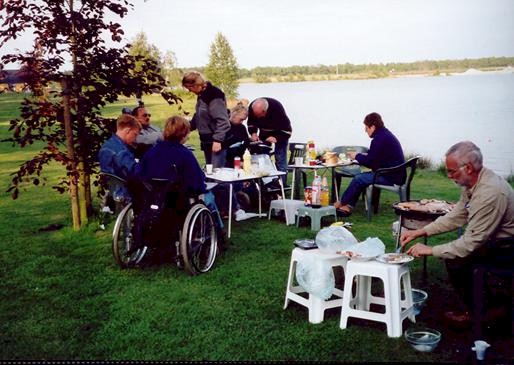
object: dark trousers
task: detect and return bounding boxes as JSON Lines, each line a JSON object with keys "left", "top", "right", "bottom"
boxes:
{"left": 340, "top": 172, "right": 393, "bottom": 207}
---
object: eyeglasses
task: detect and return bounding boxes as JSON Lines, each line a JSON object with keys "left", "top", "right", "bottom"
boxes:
{"left": 143, "top": 113, "right": 151, "bottom": 118}
{"left": 446, "top": 164, "right": 467, "bottom": 175}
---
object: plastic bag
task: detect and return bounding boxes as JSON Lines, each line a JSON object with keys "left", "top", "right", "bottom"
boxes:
{"left": 315, "top": 226, "right": 358, "bottom": 254}
{"left": 295, "top": 256, "right": 335, "bottom": 300}
{"left": 344, "top": 237, "right": 386, "bottom": 258}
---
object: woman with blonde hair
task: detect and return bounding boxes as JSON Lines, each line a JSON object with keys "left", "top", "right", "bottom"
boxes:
{"left": 182, "top": 71, "right": 231, "bottom": 169}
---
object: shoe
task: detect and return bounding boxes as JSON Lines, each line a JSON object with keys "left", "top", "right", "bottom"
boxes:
{"left": 336, "top": 208, "right": 352, "bottom": 217}
{"left": 235, "top": 209, "right": 253, "bottom": 221}
{"left": 444, "top": 310, "right": 471, "bottom": 326}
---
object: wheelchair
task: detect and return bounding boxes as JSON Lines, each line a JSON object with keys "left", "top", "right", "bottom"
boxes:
{"left": 100, "top": 172, "right": 218, "bottom": 275}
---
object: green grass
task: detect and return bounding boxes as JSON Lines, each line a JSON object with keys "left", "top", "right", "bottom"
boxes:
{"left": 0, "top": 93, "right": 512, "bottom": 362}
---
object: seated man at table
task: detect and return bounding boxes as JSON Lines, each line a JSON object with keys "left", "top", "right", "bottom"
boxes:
{"left": 334, "top": 112, "right": 405, "bottom": 216}
{"left": 98, "top": 114, "right": 141, "bottom": 204}
{"left": 137, "top": 115, "right": 224, "bottom": 237}
{"left": 400, "top": 141, "right": 514, "bottom": 325}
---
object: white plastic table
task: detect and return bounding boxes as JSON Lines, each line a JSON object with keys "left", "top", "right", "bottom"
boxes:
{"left": 288, "top": 160, "right": 358, "bottom": 202}
{"left": 206, "top": 168, "right": 287, "bottom": 238}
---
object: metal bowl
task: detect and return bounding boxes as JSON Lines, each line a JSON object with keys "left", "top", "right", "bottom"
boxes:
{"left": 404, "top": 327, "right": 441, "bottom": 352}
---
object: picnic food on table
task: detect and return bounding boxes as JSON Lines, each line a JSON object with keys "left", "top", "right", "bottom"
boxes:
{"left": 397, "top": 199, "right": 454, "bottom": 214}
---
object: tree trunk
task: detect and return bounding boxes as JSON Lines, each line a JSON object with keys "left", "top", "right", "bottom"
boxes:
{"left": 62, "top": 77, "right": 81, "bottom": 230}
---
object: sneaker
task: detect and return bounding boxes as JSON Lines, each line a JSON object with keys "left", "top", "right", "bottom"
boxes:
{"left": 235, "top": 209, "right": 253, "bottom": 221}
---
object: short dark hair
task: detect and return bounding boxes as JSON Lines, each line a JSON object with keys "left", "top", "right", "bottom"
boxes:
{"left": 131, "top": 106, "right": 145, "bottom": 117}
{"left": 363, "top": 112, "right": 384, "bottom": 129}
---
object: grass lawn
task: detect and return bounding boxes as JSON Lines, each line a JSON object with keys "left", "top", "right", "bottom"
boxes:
{"left": 0, "top": 93, "right": 512, "bottom": 362}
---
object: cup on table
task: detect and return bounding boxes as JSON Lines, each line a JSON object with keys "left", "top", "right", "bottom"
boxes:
{"left": 234, "top": 157, "right": 241, "bottom": 170}
{"left": 295, "top": 157, "right": 303, "bottom": 166}
{"left": 206, "top": 164, "right": 213, "bottom": 175}
{"left": 472, "top": 340, "right": 491, "bottom": 361}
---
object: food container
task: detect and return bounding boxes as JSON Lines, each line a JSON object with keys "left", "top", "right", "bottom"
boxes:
{"left": 404, "top": 327, "right": 441, "bottom": 352}
{"left": 323, "top": 151, "right": 338, "bottom": 165}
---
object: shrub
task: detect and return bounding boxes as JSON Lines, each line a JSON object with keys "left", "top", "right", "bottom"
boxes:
{"left": 405, "top": 153, "right": 433, "bottom": 170}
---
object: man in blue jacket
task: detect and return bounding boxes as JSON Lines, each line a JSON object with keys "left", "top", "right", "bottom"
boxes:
{"left": 334, "top": 112, "right": 405, "bottom": 216}
{"left": 98, "top": 114, "right": 141, "bottom": 203}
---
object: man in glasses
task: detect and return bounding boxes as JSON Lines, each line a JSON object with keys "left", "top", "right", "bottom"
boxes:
{"left": 132, "top": 105, "right": 163, "bottom": 157}
{"left": 400, "top": 141, "right": 514, "bottom": 326}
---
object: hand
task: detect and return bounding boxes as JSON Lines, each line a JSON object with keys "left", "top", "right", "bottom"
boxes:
{"left": 212, "top": 141, "right": 222, "bottom": 153}
{"left": 347, "top": 151, "right": 357, "bottom": 160}
{"left": 265, "top": 136, "right": 277, "bottom": 144}
{"left": 250, "top": 133, "right": 259, "bottom": 142}
{"left": 406, "top": 243, "right": 433, "bottom": 257}
{"left": 400, "top": 228, "right": 425, "bottom": 249}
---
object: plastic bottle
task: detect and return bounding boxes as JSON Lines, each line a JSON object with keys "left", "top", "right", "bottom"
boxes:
{"left": 307, "top": 141, "right": 317, "bottom": 166}
{"left": 320, "top": 176, "right": 329, "bottom": 206}
{"left": 243, "top": 149, "right": 252, "bottom": 175}
{"left": 311, "top": 173, "right": 322, "bottom": 206}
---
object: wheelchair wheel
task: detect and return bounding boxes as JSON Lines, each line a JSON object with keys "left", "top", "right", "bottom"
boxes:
{"left": 180, "top": 203, "right": 218, "bottom": 275}
{"left": 112, "top": 203, "right": 147, "bottom": 268}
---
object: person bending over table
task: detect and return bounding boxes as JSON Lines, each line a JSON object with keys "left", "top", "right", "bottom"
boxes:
{"left": 247, "top": 97, "right": 292, "bottom": 185}
{"left": 334, "top": 112, "right": 405, "bottom": 216}
{"left": 137, "top": 115, "right": 224, "bottom": 237}
{"left": 400, "top": 141, "right": 514, "bottom": 325}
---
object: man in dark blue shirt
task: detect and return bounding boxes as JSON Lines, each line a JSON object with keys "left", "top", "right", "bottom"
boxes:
{"left": 335, "top": 112, "right": 405, "bottom": 216}
{"left": 247, "top": 97, "right": 292, "bottom": 184}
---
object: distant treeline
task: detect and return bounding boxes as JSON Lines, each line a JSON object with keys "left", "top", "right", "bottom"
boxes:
{"left": 231, "top": 56, "right": 514, "bottom": 82}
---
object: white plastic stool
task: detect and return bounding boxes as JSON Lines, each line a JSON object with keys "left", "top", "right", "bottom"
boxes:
{"left": 339, "top": 260, "right": 416, "bottom": 337}
{"left": 284, "top": 247, "right": 348, "bottom": 323}
{"left": 269, "top": 199, "right": 305, "bottom": 225}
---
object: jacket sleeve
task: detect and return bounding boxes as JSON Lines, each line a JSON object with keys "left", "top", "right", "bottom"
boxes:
{"left": 430, "top": 186, "right": 508, "bottom": 259}
{"left": 208, "top": 98, "right": 231, "bottom": 143}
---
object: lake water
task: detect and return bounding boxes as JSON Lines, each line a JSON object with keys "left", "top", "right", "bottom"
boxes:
{"left": 239, "top": 72, "right": 514, "bottom": 177}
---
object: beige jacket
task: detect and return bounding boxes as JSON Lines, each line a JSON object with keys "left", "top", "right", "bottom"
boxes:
{"left": 426, "top": 167, "right": 514, "bottom": 259}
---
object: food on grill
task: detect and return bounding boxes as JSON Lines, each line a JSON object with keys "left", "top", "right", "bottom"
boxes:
{"left": 397, "top": 199, "right": 454, "bottom": 214}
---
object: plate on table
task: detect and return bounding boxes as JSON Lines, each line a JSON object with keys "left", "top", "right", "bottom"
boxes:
{"left": 376, "top": 253, "right": 414, "bottom": 264}
{"left": 339, "top": 251, "right": 377, "bottom": 261}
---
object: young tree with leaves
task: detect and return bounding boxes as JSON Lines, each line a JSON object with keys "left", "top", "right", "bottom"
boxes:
{"left": 204, "top": 32, "right": 239, "bottom": 99}
{"left": 0, "top": 0, "right": 180, "bottom": 229}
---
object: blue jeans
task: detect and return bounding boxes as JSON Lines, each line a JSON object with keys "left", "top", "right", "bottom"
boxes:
{"left": 274, "top": 141, "right": 288, "bottom": 185}
{"left": 203, "top": 147, "right": 227, "bottom": 169}
{"left": 340, "top": 172, "right": 394, "bottom": 207}
{"left": 202, "top": 191, "right": 224, "bottom": 231}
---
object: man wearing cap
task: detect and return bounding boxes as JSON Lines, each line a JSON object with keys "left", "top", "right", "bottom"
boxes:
{"left": 132, "top": 105, "right": 163, "bottom": 157}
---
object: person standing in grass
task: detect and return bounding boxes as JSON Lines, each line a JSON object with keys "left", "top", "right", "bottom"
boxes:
{"left": 334, "top": 112, "right": 405, "bottom": 216}
{"left": 182, "top": 71, "right": 231, "bottom": 169}
{"left": 400, "top": 140, "right": 514, "bottom": 325}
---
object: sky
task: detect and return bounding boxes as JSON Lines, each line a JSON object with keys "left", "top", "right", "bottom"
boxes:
{"left": 2, "top": 0, "right": 514, "bottom": 69}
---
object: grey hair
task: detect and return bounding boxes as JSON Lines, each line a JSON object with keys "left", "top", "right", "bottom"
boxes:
{"left": 253, "top": 98, "right": 269, "bottom": 112}
{"left": 445, "top": 141, "right": 483, "bottom": 170}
